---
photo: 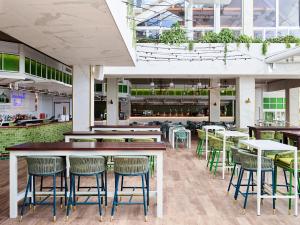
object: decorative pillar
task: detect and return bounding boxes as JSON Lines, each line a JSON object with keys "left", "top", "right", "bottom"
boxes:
{"left": 255, "top": 86, "right": 264, "bottom": 122}
{"left": 285, "top": 88, "right": 300, "bottom": 126}
{"left": 185, "top": 0, "right": 193, "bottom": 40}
{"left": 242, "top": 0, "right": 253, "bottom": 36}
{"left": 209, "top": 79, "right": 221, "bottom": 122}
{"left": 214, "top": 3, "right": 221, "bottom": 33}
{"left": 106, "top": 78, "right": 119, "bottom": 125}
{"left": 72, "top": 65, "right": 94, "bottom": 131}
{"left": 236, "top": 77, "right": 255, "bottom": 128}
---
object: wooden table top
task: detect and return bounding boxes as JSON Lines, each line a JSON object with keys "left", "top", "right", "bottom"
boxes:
{"left": 282, "top": 131, "right": 300, "bottom": 136}
{"left": 90, "top": 125, "right": 160, "bottom": 128}
{"left": 64, "top": 131, "right": 162, "bottom": 135}
{"left": 248, "top": 126, "right": 300, "bottom": 130}
{"left": 6, "top": 142, "right": 166, "bottom": 151}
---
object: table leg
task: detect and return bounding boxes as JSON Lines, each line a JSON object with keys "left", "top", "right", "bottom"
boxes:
{"left": 257, "top": 149, "right": 262, "bottom": 216}
{"left": 157, "top": 136, "right": 161, "bottom": 142}
{"left": 10, "top": 153, "right": 18, "bottom": 218}
{"left": 222, "top": 135, "right": 226, "bottom": 180}
{"left": 156, "top": 152, "right": 163, "bottom": 218}
{"left": 205, "top": 130, "right": 208, "bottom": 160}
{"left": 294, "top": 149, "right": 298, "bottom": 216}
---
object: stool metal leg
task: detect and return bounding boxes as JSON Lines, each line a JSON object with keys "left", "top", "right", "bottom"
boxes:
{"left": 227, "top": 163, "right": 236, "bottom": 193}
{"left": 66, "top": 174, "right": 74, "bottom": 219}
{"left": 141, "top": 174, "right": 147, "bottom": 221}
{"left": 20, "top": 175, "right": 32, "bottom": 221}
{"left": 53, "top": 174, "right": 57, "bottom": 222}
{"left": 242, "top": 171, "right": 252, "bottom": 213}
{"left": 96, "top": 174, "right": 103, "bottom": 221}
{"left": 105, "top": 171, "right": 108, "bottom": 207}
{"left": 146, "top": 172, "right": 150, "bottom": 207}
{"left": 272, "top": 169, "right": 276, "bottom": 214}
{"left": 111, "top": 173, "right": 120, "bottom": 220}
{"left": 234, "top": 168, "right": 244, "bottom": 200}
{"left": 64, "top": 171, "right": 68, "bottom": 208}
{"left": 32, "top": 175, "right": 36, "bottom": 212}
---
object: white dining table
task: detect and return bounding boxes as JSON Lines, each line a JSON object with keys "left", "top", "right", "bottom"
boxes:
{"left": 202, "top": 125, "right": 225, "bottom": 160}
{"left": 239, "top": 139, "right": 298, "bottom": 216}
{"left": 216, "top": 130, "right": 249, "bottom": 179}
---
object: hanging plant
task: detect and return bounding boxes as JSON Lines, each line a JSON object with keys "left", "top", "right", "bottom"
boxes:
{"left": 188, "top": 41, "right": 194, "bottom": 51}
{"left": 223, "top": 43, "right": 228, "bottom": 65}
{"left": 262, "top": 41, "right": 269, "bottom": 56}
{"left": 236, "top": 34, "right": 252, "bottom": 50}
{"left": 159, "top": 22, "right": 187, "bottom": 45}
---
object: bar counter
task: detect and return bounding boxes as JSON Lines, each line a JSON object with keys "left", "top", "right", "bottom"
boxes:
{"left": 0, "top": 121, "right": 72, "bottom": 157}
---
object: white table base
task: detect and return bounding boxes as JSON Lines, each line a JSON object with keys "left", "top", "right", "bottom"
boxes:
{"left": 9, "top": 150, "right": 164, "bottom": 219}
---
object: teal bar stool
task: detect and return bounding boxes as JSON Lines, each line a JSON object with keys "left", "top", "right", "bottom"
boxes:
{"left": 20, "top": 156, "right": 66, "bottom": 222}
{"left": 175, "top": 129, "right": 188, "bottom": 149}
{"left": 66, "top": 156, "right": 107, "bottom": 221}
{"left": 111, "top": 156, "right": 149, "bottom": 222}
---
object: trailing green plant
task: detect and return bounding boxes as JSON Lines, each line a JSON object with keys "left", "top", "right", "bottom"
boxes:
{"left": 262, "top": 41, "right": 269, "bottom": 55}
{"left": 199, "top": 31, "right": 219, "bottom": 43}
{"left": 236, "top": 34, "right": 253, "bottom": 50}
{"left": 223, "top": 43, "right": 228, "bottom": 65}
{"left": 159, "top": 22, "right": 187, "bottom": 45}
{"left": 218, "top": 28, "right": 235, "bottom": 43}
{"left": 188, "top": 41, "right": 194, "bottom": 51}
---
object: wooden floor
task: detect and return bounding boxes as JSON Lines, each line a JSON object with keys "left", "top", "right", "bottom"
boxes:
{"left": 1, "top": 140, "right": 300, "bottom": 225}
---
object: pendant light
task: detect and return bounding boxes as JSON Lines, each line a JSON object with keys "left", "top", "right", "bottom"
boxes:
{"left": 169, "top": 80, "right": 174, "bottom": 88}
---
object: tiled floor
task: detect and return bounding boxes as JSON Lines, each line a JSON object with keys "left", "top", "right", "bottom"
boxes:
{"left": 0, "top": 140, "right": 300, "bottom": 225}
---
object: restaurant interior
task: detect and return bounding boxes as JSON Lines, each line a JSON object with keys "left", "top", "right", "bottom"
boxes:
{"left": 1, "top": 0, "right": 300, "bottom": 224}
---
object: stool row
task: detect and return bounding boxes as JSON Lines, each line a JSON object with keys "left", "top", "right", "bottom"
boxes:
{"left": 20, "top": 155, "right": 150, "bottom": 222}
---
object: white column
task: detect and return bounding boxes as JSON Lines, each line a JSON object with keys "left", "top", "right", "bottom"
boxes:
{"left": 72, "top": 65, "right": 94, "bottom": 131}
{"left": 19, "top": 44, "right": 25, "bottom": 74}
{"left": 209, "top": 79, "right": 220, "bottom": 122}
{"left": 236, "top": 77, "right": 255, "bottom": 128}
{"left": 214, "top": 3, "right": 221, "bottom": 33}
{"left": 255, "top": 86, "right": 264, "bottom": 122}
{"left": 285, "top": 88, "right": 300, "bottom": 126}
{"left": 242, "top": 0, "right": 254, "bottom": 36}
{"left": 185, "top": 0, "right": 193, "bottom": 40}
{"left": 106, "top": 78, "right": 119, "bottom": 125}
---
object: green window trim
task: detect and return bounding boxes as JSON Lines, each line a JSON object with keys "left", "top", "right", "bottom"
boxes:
{"left": 42, "top": 64, "right": 47, "bottom": 78}
{"left": 36, "top": 62, "right": 41, "bottom": 77}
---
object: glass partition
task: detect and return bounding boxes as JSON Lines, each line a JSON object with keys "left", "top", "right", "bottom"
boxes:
{"left": 279, "top": 0, "right": 300, "bottom": 27}
{"left": 253, "top": 0, "right": 276, "bottom": 27}
{"left": 221, "top": 0, "right": 242, "bottom": 28}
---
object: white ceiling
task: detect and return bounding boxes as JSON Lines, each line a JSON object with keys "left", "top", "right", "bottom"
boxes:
{"left": 0, "top": 0, "right": 135, "bottom": 66}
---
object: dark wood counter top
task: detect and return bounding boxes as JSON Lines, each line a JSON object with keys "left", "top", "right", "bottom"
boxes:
{"left": 6, "top": 142, "right": 166, "bottom": 151}
{"left": 64, "top": 130, "right": 162, "bottom": 135}
{"left": 90, "top": 125, "right": 160, "bottom": 129}
{"left": 248, "top": 126, "right": 300, "bottom": 139}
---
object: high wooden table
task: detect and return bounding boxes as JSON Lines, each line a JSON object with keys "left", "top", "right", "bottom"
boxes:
{"left": 239, "top": 140, "right": 298, "bottom": 216}
{"left": 64, "top": 131, "right": 162, "bottom": 142}
{"left": 90, "top": 125, "right": 161, "bottom": 132}
{"left": 7, "top": 142, "right": 166, "bottom": 219}
{"left": 248, "top": 126, "right": 300, "bottom": 139}
{"left": 283, "top": 131, "right": 300, "bottom": 149}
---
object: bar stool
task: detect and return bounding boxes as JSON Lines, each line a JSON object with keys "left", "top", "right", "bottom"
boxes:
{"left": 66, "top": 156, "right": 107, "bottom": 221}
{"left": 111, "top": 156, "right": 149, "bottom": 222}
{"left": 132, "top": 138, "right": 155, "bottom": 177}
{"left": 20, "top": 156, "right": 66, "bottom": 222}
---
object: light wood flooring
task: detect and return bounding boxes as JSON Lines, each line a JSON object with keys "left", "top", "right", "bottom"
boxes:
{"left": 0, "top": 140, "right": 300, "bottom": 225}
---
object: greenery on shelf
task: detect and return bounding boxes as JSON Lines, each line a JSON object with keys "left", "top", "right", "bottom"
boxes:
{"left": 136, "top": 27, "right": 300, "bottom": 57}
{"left": 159, "top": 22, "right": 187, "bottom": 45}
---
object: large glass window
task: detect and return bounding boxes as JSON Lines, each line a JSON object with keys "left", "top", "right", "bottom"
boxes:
{"left": 42, "top": 64, "right": 47, "bottom": 78}
{"left": 30, "top": 60, "right": 36, "bottom": 75}
{"left": 193, "top": 4, "right": 214, "bottom": 27}
{"left": 221, "top": 0, "right": 242, "bottom": 27}
{"left": 36, "top": 62, "right": 41, "bottom": 77}
{"left": 3, "top": 54, "right": 19, "bottom": 72}
{"left": 279, "top": 0, "right": 300, "bottom": 27}
{"left": 254, "top": 0, "right": 276, "bottom": 27}
{"left": 25, "top": 57, "right": 30, "bottom": 74}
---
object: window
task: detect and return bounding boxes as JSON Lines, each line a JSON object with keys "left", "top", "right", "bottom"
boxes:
{"left": 42, "top": 64, "right": 47, "bottom": 78}
{"left": 221, "top": 0, "right": 242, "bottom": 27}
{"left": 263, "top": 97, "right": 286, "bottom": 110}
{"left": 25, "top": 57, "right": 30, "bottom": 74}
{"left": 95, "top": 83, "right": 103, "bottom": 92}
{"left": 279, "top": 0, "right": 299, "bottom": 26}
{"left": 56, "top": 70, "right": 60, "bottom": 81}
{"left": 30, "top": 60, "right": 36, "bottom": 75}
{"left": 3, "top": 54, "right": 19, "bottom": 72}
{"left": 254, "top": 0, "right": 276, "bottom": 27}
{"left": 47, "top": 66, "right": 52, "bottom": 79}
{"left": 52, "top": 68, "right": 56, "bottom": 80}
{"left": 193, "top": 4, "right": 214, "bottom": 27}
{"left": 36, "top": 62, "right": 41, "bottom": 77}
